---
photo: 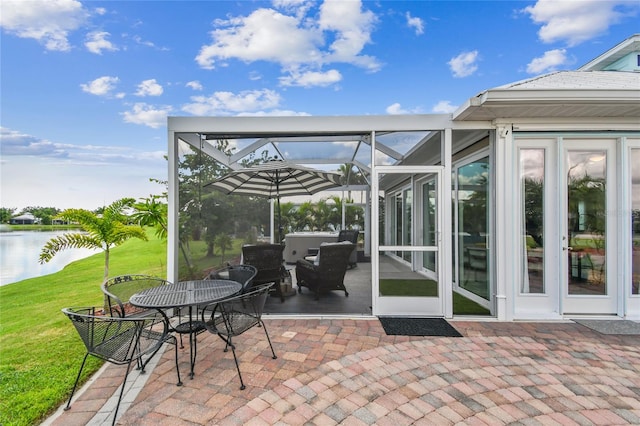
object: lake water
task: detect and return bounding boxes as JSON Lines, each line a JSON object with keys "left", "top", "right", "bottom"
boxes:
{"left": 0, "top": 230, "right": 100, "bottom": 286}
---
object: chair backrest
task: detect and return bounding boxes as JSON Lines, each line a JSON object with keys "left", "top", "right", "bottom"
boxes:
{"left": 102, "top": 275, "right": 171, "bottom": 317}
{"left": 317, "top": 242, "right": 355, "bottom": 281}
{"left": 242, "top": 244, "right": 284, "bottom": 284}
{"left": 62, "top": 306, "right": 166, "bottom": 364}
{"left": 209, "top": 283, "right": 274, "bottom": 336}
{"left": 208, "top": 264, "right": 257, "bottom": 292}
{"left": 338, "top": 230, "right": 359, "bottom": 244}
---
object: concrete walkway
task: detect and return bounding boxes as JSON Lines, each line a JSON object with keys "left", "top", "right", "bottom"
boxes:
{"left": 45, "top": 318, "right": 640, "bottom": 425}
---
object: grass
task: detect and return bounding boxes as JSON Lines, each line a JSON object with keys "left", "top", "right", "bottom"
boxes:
{"left": 379, "top": 279, "right": 490, "bottom": 315}
{"left": 0, "top": 232, "right": 241, "bottom": 426}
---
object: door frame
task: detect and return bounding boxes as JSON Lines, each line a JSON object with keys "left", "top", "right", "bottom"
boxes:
{"left": 372, "top": 165, "right": 445, "bottom": 317}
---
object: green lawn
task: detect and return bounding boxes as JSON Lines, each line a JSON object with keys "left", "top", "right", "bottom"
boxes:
{"left": 0, "top": 232, "right": 240, "bottom": 426}
{"left": 379, "top": 278, "right": 490, "bottom": 315}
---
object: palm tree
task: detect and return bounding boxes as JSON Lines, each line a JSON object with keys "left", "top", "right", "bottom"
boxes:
{"left": 39, "top": 198, "right": 148, "bottom": 282}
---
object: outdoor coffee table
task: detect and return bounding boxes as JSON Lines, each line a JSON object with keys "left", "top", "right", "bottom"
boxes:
{"left": 130, "top": 279, "right": 242, "bottom": 379}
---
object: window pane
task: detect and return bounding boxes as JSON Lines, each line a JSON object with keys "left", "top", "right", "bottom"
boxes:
{"left": 567, "top": 150, "right": 607, "bottom": 295}
{"left": 456, "top": 157, "right": 490, "bottom": 300}
{"left": 520, "top": 149, "right": 545, "bottom": 294}
{"left": 423, "top": 179, "right": 437, "bottom": 272}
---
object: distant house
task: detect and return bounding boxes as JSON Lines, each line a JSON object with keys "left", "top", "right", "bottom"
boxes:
{"left": 10, "top": 213, "right": 38, "bottom": 225}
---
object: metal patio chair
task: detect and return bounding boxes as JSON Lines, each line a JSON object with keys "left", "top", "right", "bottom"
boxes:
{"left": 62, "top": 306, "right": 182, "bottom": 426}
{"left": 208, "top": 264, "right": 258, "bottom": 293}
{"left": 102, "top": 274, "right": 171, "bottom": 319}
{"left": 201, "top": 283, "right": 277, "bottom": 390}
{"left": 102, "top": 274, "right": 204, "bottom": 365}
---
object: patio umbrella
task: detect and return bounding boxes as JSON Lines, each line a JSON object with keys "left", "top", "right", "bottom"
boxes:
{"left": 206, "top": 160, "right": 342, "bottom": 243}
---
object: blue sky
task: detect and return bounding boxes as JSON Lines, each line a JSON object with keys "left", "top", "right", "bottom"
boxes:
{"left": 1, "top": 0, "right": 638, "bottom": 211}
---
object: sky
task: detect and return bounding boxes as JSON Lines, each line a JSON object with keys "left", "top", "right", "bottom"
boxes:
{"left": 1, "top": 0, "right": 638, "bottom": 212}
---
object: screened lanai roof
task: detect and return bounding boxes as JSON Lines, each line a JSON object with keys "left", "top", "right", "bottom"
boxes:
{"left": 170, "top": 114, "right": 490, "bottom": 184}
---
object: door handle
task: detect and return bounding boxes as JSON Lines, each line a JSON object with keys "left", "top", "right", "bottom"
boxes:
{"left": 563, "top": 246, "right": 573, "bottom": 251}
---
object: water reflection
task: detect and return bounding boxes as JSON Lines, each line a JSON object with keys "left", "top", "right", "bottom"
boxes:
{"left": 0, "top": 231, "right": 99, "bottom": 285}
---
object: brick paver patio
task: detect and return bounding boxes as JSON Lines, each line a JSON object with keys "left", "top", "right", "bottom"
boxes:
{"left": 45, "top": 318, "right": 640, "bottom": 425}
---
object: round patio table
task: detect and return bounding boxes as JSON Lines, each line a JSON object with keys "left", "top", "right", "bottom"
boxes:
{"left": 130, "top": 280, "right": 241, "bottom": 379}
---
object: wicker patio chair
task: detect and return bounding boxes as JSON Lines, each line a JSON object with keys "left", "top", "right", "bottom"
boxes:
{"left": 242, "top": 244, "right": 286, "bottom": 302}
{"left": 62, "top": 306, "right": 182, "bottom": 426}
{"left": 201, "top": 283, "right": 277, "bottom": 390}
{"left": 296, "top": 242, "right": 355, "bottom": 300}
{"left": 337, "top": 229, "right": 359, "bottom": 268}
{"left": 208, "top": 264, "right": 258, "bottom": 293}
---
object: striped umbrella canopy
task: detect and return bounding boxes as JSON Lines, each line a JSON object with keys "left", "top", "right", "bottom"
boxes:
{"left": 206, "top": 160, "right": 342, "bottom": 242}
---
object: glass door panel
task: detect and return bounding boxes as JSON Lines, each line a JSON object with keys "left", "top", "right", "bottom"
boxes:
{"left": 520, "top": 149, "right": 545, "bottom": 294}
{"left": 422, "top": 179, "right": 437, "bottom": 276}
{"left": 562, "top": 140, "right": 617, "bottom": 314}
{"left": 631, "top": 148, "right": 640, "bottom": 296}
{"left": 455, "top": 157, "right": 491, "bottom": 307}
{"left": 566, "top": 150, "right": 607, "bottom": 295}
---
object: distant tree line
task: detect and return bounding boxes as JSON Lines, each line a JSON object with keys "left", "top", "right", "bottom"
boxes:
{"left": 0, "top": 206, "right": 63, "bottom": 224}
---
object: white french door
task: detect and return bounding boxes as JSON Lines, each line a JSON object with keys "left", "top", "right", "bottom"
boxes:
{"left": 561, "top": 139, "right": 617, "bottom": 314}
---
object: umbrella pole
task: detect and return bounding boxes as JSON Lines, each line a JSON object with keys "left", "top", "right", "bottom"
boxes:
{"left": 277, "top": 196, "right": 283, "bottom": 244}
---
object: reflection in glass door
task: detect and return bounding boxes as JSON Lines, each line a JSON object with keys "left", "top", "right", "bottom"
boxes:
{"left": 562, "top": 141, "right": 617, "bottom": 314}
{"left": 422, "top": 178, "right": 437, "bottom": 277}
{"left": 455, "top": 156, "right": 491, "bottom": 310}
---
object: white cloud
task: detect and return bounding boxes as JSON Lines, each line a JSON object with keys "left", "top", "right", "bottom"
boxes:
{"left": 272, "top": 0, "right": 314, "bottom": 18}
{"left": 182, "top": 89, "right": 282, "bottom": 116}
{"left": 195, "top": 0, "right": 380, "bottom": 87}
{"left": 318, "top": 0, "right": 379, "bottom": 70}
{"left": 523, "top": 0, "right": 637, "bottom": 47}
{"left": 526, "top": 48, "right": 568, "bottom": 74}
{"left": 280, "top": 68, "right": 342, "bottom": 87}
{"left": 386, "top": 103, "right": 424, "bottom": 115}
{"left": 386, "top": 103, "right": 406, "bottom": 115}
{"left": 448, "top": 50, "right": 479, "bottom": 78}
{"left": 196, "top": 8, "right": 322, "bottom": 69}
{"left": 135, "top": 79, "right": 163, "bottom": 97}
{"left": 406, "top": 12, "right": 424, "bottom": 35}
{"left": 432, "top": 100, "right": 458, "bottom": 114}
{"left": 186, "top": 81, "right": 203, "bottom": 91}
{"left": 80, "top": 76, "right": 121, "bottom": 97}
{"left": 0, "top": 127, "right": 67, "bottom": 157}
{"left": 122, "top": 103, "right": 172, "bottom": 128}
{"left": 85, "top": 31, "right": 118, "bottom": 54}
{"left": 0, "top": 0, "right": 89, "bottom": 51}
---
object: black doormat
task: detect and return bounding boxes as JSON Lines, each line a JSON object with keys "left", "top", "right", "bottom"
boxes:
{"left": 378, "top": 317, "right": 462, "bottom": 337}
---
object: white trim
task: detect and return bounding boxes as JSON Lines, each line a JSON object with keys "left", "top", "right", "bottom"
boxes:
{"left": 627, "top": 138, "right": 640, "bottom": 319}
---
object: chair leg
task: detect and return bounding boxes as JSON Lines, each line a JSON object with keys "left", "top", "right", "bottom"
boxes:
{"left": 64, "top": 353, "right": 89, "bottom": 411}
{"left": 260, "top": 320, "right": 277, "bottom": 360}
{"left": 171, "top": 335, "right": 183, "bottom": 386}
{"left": 110, "top": 359, "right": 135, "bottom": 426}
{"left": 226, "top": 337, "right": 246, "bottom": 390}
